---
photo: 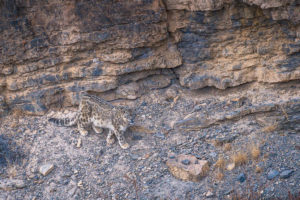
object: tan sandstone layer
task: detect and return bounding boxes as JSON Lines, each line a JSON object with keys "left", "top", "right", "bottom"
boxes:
{"left": 0, "top": 0, "right": 299, "bottom": 115}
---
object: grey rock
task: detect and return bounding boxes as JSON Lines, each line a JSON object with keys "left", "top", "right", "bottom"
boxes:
{"left": 280, "top": 169, "right": 294, "bottom": 179}
{"left": 237, "top": 173, "right": 246, "bottom": 183}
{"left": 0, "top": 179, "right": 26, "bottom": 190}
{"left": 267, "top": 169, "right": 279, "bottom": 180}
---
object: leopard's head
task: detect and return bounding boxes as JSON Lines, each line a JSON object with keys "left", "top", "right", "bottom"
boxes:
{"left": 118, "top": 107, "right": 134, "bottom": 130}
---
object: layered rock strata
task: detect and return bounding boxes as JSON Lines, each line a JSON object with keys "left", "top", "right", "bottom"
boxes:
{"left": 0, "top": 0, "right": 299, "bottom": 114}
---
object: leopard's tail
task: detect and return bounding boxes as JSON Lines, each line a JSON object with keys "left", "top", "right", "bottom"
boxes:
{"left": 48, "top": 114, "right": 78, "bottom": 127}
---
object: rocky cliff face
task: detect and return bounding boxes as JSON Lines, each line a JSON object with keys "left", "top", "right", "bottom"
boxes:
{"left": 0, "top": 0, "right": 299, "bottom": 115}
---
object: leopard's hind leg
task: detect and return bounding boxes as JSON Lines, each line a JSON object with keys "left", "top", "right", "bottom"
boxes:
{"left": 114, "top": 130, "right": 129, "bottom": 149}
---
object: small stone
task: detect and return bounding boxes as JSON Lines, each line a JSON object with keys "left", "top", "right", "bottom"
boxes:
{"left": 166, "top": 154, "right": 209, "bottom": 182}
{"left": 226, "top": 163, "right": 235, "bottom": 171}
{"left": 154, "top": 132, "right": 165, "bottom": 139}
{"left": 267, "top": 169, "right": 279, "bottom": 180}
{"left": 181, "top": 159, "right": 191, "bottom": 165}
{"left": 143, "top": 153, "right": 151, "bottom": 159}
{"left": 28, "top": 174, "right": 35, "bottom": 179}
{"left": 0, "top": 179, "right": 26, "bottom": 190}
{"left": 205, "top": 191, "right": 214, "bottom": 197}
{"left": 77, "top": 180, "right": 83, "bottom": 188}
{"left": 39, "top": 164, "right": 55, "bottom": 176}
{"left": 280, "top": 169, "right": 294, "bottom": 179}
{"left": 237, "top": 173, "right": 246, "bottom": 183}
{"left": 76, "top": 138, "right": 82, "bottom": 148}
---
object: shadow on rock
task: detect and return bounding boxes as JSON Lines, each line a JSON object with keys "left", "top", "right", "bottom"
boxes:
{"left": 0, "top": 134, "right": 25, "bottom": 173}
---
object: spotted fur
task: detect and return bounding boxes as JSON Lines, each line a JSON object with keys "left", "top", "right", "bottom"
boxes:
{"left": 49, "top": 94, "right": 133, "bottom": 149}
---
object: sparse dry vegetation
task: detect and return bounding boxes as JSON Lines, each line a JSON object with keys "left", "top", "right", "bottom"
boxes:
{"left": 214, "top": 140, "right": 263, "bottom": 174}
{"left": 250, "top": 145, "right": 260, "bottom": 160}
{"left": 224, "top": 143, "right": 232, "bottom": 151}
{"left": 7, "top": 165, "right": 17, "bottom": 178}
{"left": 9, "top": 108, "right": 25, "bottom": 128}
{"left": 216, "top": 170, "right": 224, "bottom": 181}
{"left": 231, "top": 152, "right": 248, "bottom": 166}
{"left": 215, "top": 156, "right": 225, "bottom": 170}
{"left": 5, "top": 159, "right": 17, "bottom": 178}
{"left": 262, "top": 124, "right": 277, "bottom": 133}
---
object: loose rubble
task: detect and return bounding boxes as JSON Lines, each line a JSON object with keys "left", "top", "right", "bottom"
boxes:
{"left": 0, "top": 81, "right": 299, "bottom": 199}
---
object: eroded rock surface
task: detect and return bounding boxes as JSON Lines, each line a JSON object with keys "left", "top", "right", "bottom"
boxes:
{"left": 0, "top": 0, "right": 299, "bottom": 115}
{"left": 0, "top": 0, "right": 181, "bottom": 114}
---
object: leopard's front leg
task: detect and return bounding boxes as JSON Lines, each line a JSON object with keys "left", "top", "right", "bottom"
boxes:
{"left": 114, "top": 130, "right": 129, "bottom": 149}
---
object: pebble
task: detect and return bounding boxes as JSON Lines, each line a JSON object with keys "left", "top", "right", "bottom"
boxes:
{"left": 39, "top": 163, "right": 55, "bottom": 176}
{"left": 76, "top": 138, "right": 82, "bottom": 148}
{"left": 226, "top": 163, "right": 235, "bottom": 171}
{"left": 237, "top": 173, "right": 246, "bottom": 183}
{"left": 205, "top": 191, "right": 214, "bottom": 198}
{"left": 77, "top": 180, "right": 83, "bottom": 188}
{"left": 280, "top": 169, "right": 294, "bottom": 179}
{"left": 267, "top": 169, "right": 279, "bottom": 180}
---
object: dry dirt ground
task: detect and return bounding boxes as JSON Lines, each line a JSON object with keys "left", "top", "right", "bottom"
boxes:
{"left": 0, "top": 81, "right": 299, "bottom": 200}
